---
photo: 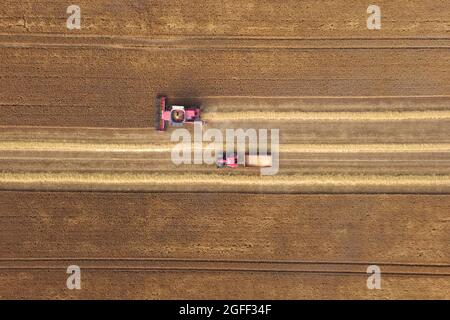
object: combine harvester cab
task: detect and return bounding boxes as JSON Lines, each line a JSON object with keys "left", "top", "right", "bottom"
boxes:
{"left": 156, "top": 96, "right": 205, "bottom": 131}
{"left": 216, "top": 153, "right": 273, "bottom": 169}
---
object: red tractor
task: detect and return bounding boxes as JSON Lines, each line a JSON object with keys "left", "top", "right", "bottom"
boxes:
{"left": 216, "top": 154, "right": 239, "bottom": 168}
{"left": 156, "top": 96, "right": 205, "bottom": 131}
{"left": 216, "top": 153, "right": 273, "bottom": 169}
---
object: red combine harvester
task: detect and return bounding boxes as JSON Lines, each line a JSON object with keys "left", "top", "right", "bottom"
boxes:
{"left": 156, "top": 96, "right": 205, "bottom": 131}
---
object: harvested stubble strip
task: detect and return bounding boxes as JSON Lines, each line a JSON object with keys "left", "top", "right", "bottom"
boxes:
{"left": 1, "top": 141, "right": 450, "bottom": 153}
{"left": 1, "top": 172, "right": 450, "bottom": 188}
{"left": 203, "top": 110, "right": 450, "bottom": 122}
